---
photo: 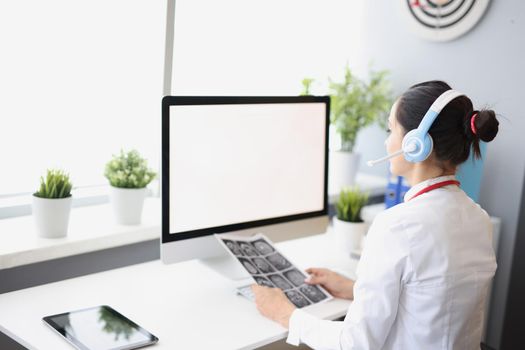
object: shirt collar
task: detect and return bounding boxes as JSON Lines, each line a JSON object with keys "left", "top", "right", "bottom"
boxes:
{"left": 403, "top": 175, "right": 458, "bottom": 203}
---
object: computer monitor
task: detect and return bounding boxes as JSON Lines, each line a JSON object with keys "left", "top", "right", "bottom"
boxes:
{"left": 161, "top": 96, "right": 330, "bottom": 279}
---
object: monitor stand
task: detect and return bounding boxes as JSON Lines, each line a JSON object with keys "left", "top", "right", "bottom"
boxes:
{"left": 161, "top": 233, "right": 252, "bottom": 282}
{"left": 199, "top": 253, "right": 251, "bottom": 282}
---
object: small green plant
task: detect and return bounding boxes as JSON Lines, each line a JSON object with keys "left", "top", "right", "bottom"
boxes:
{"left": 34, "top": 169, "right": 73, "bottom": 199}
{"left": 335, "top": 186, "right": 369, "bottom": 223}
{"left": 301, "top": 78, "right": 315, "bottom": 95}
{"left": 104, "top": 149, "right": 157, "bottom": 189}
{"left": 329, "top": 65, "right": 392, "bottom": 152}
{"left": 301, "top": 64, "right": 392, "bottom": 152}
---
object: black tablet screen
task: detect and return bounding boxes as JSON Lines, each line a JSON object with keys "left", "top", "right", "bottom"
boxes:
{"left": 44, "top": 305, "right": 158, "bottom": 350}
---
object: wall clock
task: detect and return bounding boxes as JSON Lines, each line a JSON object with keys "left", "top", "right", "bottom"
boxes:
{"left": 399, "top": 0, "right": 491, "bottom": 41}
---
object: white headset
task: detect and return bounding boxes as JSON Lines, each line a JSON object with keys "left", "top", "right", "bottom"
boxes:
{"left": 367, "top": 89, "right": 464, "bottom": 167}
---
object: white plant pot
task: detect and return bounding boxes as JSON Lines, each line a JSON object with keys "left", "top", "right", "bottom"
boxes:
{"left": 110, "top": 186, "right": 146, "bottom": 225}
{"left": 329, "top": 151, "right": 361, "bottom": 193}
{"left": 32, "top": 195, "right": 72, "bottom": 238}
{"left": 333, "top": 216, "right": 369, "bottom": 255}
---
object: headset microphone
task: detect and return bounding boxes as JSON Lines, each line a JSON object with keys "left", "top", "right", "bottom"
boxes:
{"left": 367, "top": 144, "right": 416, "bottom": 167}
{"left": 367, "top": 89, "right": 465, "bottom": 167}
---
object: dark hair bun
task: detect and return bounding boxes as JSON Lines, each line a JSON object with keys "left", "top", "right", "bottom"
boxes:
{"left": 473, "top": 109, "right": 499, "bottom": 142}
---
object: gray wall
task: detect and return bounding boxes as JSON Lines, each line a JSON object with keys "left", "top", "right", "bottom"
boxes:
{"left": 355, "top": 1, "right": 525, "bottom": 348}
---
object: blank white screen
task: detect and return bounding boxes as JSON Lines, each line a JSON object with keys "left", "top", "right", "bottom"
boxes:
{"left": 169, "top": 103, "right": 326, "bottom": 234}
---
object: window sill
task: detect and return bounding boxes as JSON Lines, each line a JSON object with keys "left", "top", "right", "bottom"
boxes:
{"left": 0, "top": 198, "right": 160, "bottom": 270}
{"left": 0, "top": 173, "right": 386, "bottom": 271}
{"left": 0, "top": 184, "right": 157, "bottom": 220}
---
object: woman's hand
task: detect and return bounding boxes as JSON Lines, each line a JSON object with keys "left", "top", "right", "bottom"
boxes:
{"left": 305, "top": 268, "right": 355, "bottom": 300}
{"left": 251, "top": 284, "right": 296, "bottom": 328}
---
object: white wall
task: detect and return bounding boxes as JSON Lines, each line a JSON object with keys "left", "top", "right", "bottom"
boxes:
{"left": 355, "top": 1, "right": 525, "bottom": 347}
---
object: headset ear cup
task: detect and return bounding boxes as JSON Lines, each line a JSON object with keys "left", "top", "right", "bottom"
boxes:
{"left": 402, "top": 130, "right": 434, "bottom": 163}
{"left": 421, "top": 133, "right": 433, "bottom": 161}
{"left": 402, "top": 130, "right": 420, "bottom": 162}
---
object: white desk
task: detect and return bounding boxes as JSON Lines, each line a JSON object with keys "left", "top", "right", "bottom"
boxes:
{"left": 0, "top": 230, "right": 357, "bottom": 350}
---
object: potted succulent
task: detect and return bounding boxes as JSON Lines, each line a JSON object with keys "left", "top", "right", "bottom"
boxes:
{"left": 32, "top": 169, "right": 73, "bottom": 238}
{"left": 104, "top": 149, "right": 157, "bottom": 225}
{"left": 303, "top": 65, "right": 392, "bottom": 191}
{"left": 333, "top": 186, "right": 369, "bottom": 255}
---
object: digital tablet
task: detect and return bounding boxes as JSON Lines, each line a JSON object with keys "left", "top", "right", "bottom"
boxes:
{"left": 43, "top": 305, "right": 158, "bottom": 350}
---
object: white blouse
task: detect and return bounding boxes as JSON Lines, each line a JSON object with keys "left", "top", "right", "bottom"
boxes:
{"left": 287, "top": 175, "right": 497, "bottom": 350}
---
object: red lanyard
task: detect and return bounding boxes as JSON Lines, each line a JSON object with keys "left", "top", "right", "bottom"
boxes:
{"left": 408, "top": 180, "right": 460, "bottom": 201}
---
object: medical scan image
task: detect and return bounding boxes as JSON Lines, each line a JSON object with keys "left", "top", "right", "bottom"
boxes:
{"left": 239, "top": 242, "right": 259, "bottom": 256}
{"left": 283, "top": 268, "right": 306, "bottom": 287}
{"left": 299, "top": 285, "right": 328, "bottom": 303}
{"left": 266, "top": 253, "right": 292, "bottom": 271}
{"left": 223, "top": 240, "right": 243, "bottom": 256}
{"left": 252, "top": 257, "right": 276, "bottom": 273}
{"left": 238, "top": 258, "right": 260, "bottom": 275}
{"left": 285, "top": 290, "right": 311, "bottom": 308}
{"left": 268, "top": 274, "right": 293, "bottom": 290}
{"left": 251, "top": 239, "right": 275, "bottom": 255}
{"left": 253, "top": 276, "right": 274, "bottom": 288}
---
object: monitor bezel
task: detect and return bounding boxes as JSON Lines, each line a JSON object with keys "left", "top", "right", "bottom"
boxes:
{"left": 162, "top": 96, "right": 330, "bottom": 243}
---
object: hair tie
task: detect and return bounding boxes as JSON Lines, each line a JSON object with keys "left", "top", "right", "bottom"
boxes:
{"left": 470, "top": 113, "right": 478, "bottom": 135}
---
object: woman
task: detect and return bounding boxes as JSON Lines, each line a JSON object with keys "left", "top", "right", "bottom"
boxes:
{"left": 251, "top": 80, "right": 499, "bottom": 349}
